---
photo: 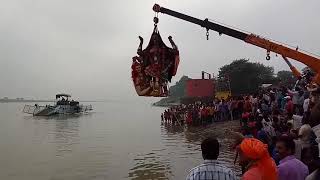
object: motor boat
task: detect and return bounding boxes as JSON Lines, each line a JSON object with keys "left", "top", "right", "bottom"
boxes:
{"left": 23, "top": 94, "right": 93, "bottom": 116}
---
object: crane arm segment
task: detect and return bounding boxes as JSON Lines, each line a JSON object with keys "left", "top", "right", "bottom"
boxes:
{"left": 281, "top": 56, "right": 302, "bottom": 78}
{"left": 153, "top": 4, "right": 320, "bottom": 84}
{"left": 153, "top": 4, "right": 248, "bottom": 41}
{"left": 244, "top": 35, "right": 320, "bottom": 73}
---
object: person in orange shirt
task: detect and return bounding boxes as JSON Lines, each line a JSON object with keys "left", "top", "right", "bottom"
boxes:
{"left": 238, "top": 138, "right": 278, "bottom": 180}
{"left": 209, "top": 106, "right": 215, "bottom": 123}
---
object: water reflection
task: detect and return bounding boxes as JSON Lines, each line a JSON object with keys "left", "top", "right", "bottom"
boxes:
{"left": 51, "top": 116, "right": 80, "bottom": 157}
{"left": 161, "top": 121, "right": 184, "bottom": 134}
{"left": 128, "top": 151, "right": 172, "bottom": 180}
{"left": 25, "top": 114, "right": 86, "bottom": 157}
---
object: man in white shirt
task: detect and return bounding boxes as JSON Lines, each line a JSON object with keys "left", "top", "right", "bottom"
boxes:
{"left": 292, "top": 115, "right": 303, "bottom": 130}
{"left": 303, "top": 98, "right": 310, "bottom": 113}
{"left": 186, "top": 138, "right": 237, "bottom": 180}
{"left": 288, "top": 87, "right": 300, "bottom": 113}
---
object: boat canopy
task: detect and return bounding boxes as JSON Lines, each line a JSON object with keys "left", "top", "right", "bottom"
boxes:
{"left": 56, "top": 94, "right": 71, "bottom": 99}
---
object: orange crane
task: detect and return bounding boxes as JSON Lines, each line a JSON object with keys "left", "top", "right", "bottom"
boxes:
{"left": 152, "top": 4, "right": 320, "bottom": 84}
{"left": 282, "top": 56, "right": 302, "bottom": 79}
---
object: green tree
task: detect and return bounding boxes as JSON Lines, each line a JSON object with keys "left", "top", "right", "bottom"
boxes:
{"left": 168, "top": 75, "right": 190, "bottom": 97}
{"left": 218, "top": 59, "right": 276, "bottom": 95}
{"left": 276, "top": 70, "right": 296, "bottom": 88}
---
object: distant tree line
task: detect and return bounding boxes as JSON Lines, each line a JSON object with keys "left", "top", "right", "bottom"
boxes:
{"left": 166, "top": 59, "right": 297, "bottom": 98}
{"left": 168, "top": 75, "right": 190, "bottom": 98}
{"left": 217, "top": 59, "right": 296, "bottom": 95}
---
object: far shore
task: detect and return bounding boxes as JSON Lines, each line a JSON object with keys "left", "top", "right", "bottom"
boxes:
{"left": 0, "top": 99, "right": 105, "bottom": 103}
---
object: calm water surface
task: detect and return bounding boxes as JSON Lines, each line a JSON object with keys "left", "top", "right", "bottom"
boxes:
{"left": 0, "top": 101, "right": 240, "bottom": 180}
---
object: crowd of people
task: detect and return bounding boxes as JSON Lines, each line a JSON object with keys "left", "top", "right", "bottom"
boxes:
{"left": 161, "top": 86, "right": 310, "bottom": 126}
{"left": 227, "top": 85, "right": 320, "bottom": 180}
{"left": 161, "top": 85, "right": 320, "bottom": 180}
{"left": 161, "top": 97, "right": 250, "bottom": 126}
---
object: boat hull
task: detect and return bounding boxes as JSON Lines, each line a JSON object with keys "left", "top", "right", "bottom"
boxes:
{"left": 23, "top": 104, "right": 93, "bottom": 116}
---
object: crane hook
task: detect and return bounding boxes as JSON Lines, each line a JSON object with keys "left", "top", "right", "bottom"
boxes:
{"left": 266, "top": 55, "right": 271, "bottom": 60}
{"left": 206, "top": 29, "right": 209, "bottom": 40}
{"left": 266, "top": 51, "right": 271, "bottom": 60}
{"left": 154, "top": 17, "right": 159, "bottom": 24}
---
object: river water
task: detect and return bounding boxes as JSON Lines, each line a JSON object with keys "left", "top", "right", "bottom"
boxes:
{"left": 0, "top": 101, "right": 240, "bottom": 180}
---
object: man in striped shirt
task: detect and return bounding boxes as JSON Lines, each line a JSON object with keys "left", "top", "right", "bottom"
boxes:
{"left": 186, "top": 137, "right": 238, "bottom": 180}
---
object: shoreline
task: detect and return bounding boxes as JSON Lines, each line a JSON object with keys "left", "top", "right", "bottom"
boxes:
{"left": 0, "top": 100, "right": 54, "bottom": 103}
{"left": 153, "top": 97, "right": 181, "bottom": 107}
{"left": 0, "top": 100, "right": 105, "bottom": 103}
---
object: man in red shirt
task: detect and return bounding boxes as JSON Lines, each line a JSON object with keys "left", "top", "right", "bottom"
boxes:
{"left": 285, "top": 96, "right": 294, "bottom": 115}
{"left": 244, "top": 96, "right": 252, "bottom": 113}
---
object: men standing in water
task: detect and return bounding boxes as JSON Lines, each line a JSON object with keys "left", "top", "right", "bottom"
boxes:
{"left": 186, "top": 137, "right": 237, "bottom": 180}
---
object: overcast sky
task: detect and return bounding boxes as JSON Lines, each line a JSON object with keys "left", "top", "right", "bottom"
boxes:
{"left": 0, "top": 0, "right": 319, "bottom": 101}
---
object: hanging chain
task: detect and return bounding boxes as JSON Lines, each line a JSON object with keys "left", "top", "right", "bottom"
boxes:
{"left": 204, "top": 18, "right": 209, "bottom": 40}
{"left": 154, "top": 12, "right": 159, "bottom": 26}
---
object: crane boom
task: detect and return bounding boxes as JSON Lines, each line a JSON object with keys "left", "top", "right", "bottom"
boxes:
{"left": 152, "top": 4, "right": 320, "bottom": 84}
{"left": 153, "top": 5, "right": 247, "bottom": 41}
{"left": 282, "top": 56, "right": 302, "bottom": 78}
